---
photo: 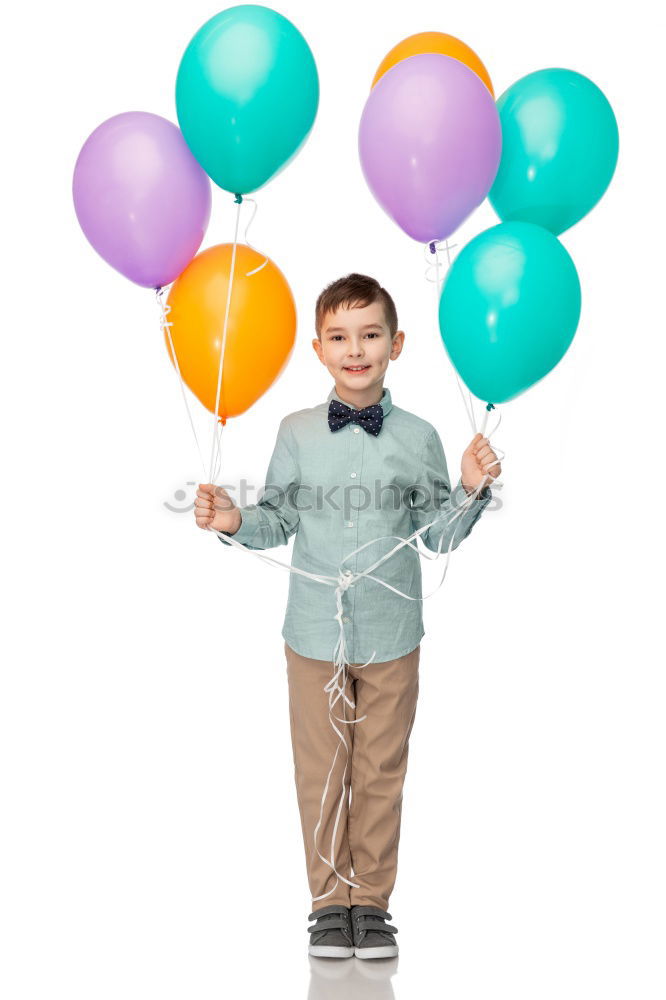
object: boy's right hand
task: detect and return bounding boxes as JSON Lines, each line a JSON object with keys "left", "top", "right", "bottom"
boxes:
{"left": 194, "top": 484, "right": 242, "bottom": 535}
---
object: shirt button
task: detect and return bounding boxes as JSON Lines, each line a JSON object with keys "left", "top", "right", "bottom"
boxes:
{"left": 342, "top": 616, "right": 350, "bottom": 624}
{"left": 350, "top": 472, "right": 357, "bottom": 478}
{"left": 353, "top": 427, "right": 360, "bottom": 434}
{"left": 345, "top": 520, "right": 354, "bottom": 527}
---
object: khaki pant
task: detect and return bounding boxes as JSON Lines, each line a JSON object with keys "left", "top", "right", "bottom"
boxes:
{"left": 285, "top": 640, "right": 420, "bottom": 912}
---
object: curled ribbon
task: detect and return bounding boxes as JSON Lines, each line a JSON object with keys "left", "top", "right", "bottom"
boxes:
{"left": 158, "top": 199, "right": 506, "bottom": 903}
{"left": 208, "top": 411, "right": 503, "bottom": 902}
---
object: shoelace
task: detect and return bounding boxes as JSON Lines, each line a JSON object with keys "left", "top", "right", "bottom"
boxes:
{"left": 307, "top": 907, "right": 353, "bottom": 946}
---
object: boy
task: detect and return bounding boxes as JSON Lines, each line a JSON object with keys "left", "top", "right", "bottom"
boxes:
{"left": 194, "top": 274, "right": 501, "bottom": 959}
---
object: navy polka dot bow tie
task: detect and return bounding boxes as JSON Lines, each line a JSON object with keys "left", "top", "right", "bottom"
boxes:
{"left": 328, "top": 399, "right": 384, "bottom": 436}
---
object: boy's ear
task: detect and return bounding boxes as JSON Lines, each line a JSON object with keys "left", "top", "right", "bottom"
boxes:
{"left": 312, "top": 337, "right": 324, "bottom": 362}
{"left": 390, "top": 330, "right": 405, "bottom": 358}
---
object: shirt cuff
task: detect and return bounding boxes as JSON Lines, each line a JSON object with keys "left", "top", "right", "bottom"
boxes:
{"left": 217, "top": 507, "right": 260, "bottom": 547}
{"left": 453, "top": 478, "right": 492, "bottom": 509}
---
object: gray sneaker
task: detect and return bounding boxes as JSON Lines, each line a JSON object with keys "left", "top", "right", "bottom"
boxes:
{"left": 350, "top": 905, "right": 399, "bottom": 959}
{"left": 307, "top": 905, "right": 354, "bottom": 958}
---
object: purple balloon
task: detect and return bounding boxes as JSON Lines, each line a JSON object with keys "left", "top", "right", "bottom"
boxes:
{"left": 359, "top": 54, "right": 502, "bottom": 243}
{"left": 73, "top": 112, "right": 212, "bottom": 288}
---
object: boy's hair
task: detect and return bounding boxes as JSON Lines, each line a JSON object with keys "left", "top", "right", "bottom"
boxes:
{"left": 315, "top": 273, "right": 398, "bottom": 340}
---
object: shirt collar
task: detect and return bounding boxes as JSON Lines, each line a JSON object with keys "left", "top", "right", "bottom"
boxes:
{"left": 326, "top": 385, "right": 393, "bottom": 417}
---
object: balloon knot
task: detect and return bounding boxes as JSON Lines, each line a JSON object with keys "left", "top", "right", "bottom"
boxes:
{"left": 428, "top": 240, "right": 437, "bottom": 254}
{"left": 234, "top": 194, "right": 243, "bottom": 204}
{"left": 218, "top": 415, "right": 227, "bottom": 426}
{"left": 486, "top": 403, "right": 495, "bottom": 411}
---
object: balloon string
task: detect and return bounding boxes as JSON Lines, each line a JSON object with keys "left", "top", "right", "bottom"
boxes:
{"left": 163, "top": 207, "right": 507, "bottom": 901}
{"left": 240, "top": 197, "right": 269, "bottom": 276}
{"left": 206, "top": 196, "right": 270, "bottom": 482}
{"left": 156, "top": 287, "right": 208, "bottom": 481}
{"left": 158, "top": 196, "right": 268, "bottom": 487}
{"left": 208, "top": 197, "right": 243, "bottom": 484}
{"left": 209, "top": 406, "right": 505, "bottom": 902}
{"left": 425, "top": 239, "right": 478, "bottom": 434}
{"left": 211, "top": 420, "right": 224, "bottom": 485}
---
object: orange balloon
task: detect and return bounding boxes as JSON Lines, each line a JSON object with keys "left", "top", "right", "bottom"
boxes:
{"left": 371, "top": 32, "right": 494, "bottom": 96}
{"left": 165, "top": 244, "right": 296, "bottom": 422}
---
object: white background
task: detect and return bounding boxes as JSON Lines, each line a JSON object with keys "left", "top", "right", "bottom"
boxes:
{"left": 2, "top": 1, "right": 664, "bottom": 997}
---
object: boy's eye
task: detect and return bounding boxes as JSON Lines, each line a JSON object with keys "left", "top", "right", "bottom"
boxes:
{"left": 331, "top": 332, "right": 379, "bottom": 341}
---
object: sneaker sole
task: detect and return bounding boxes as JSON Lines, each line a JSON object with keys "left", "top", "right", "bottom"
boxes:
{"left": 354, "top": 945, "right": 399, "bottom": 959}
{"left": 309, "top": 945, "right": 355, "bottom": 958}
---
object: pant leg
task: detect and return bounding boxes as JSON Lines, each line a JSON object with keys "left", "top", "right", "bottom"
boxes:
{"left": 285, "top": 641, "right": 357, "bottom": 911}
{"left": 347, "top": 644, "right": 420, "bottom": 909}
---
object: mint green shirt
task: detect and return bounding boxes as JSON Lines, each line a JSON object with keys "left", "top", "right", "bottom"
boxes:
{"left": 219, "top": 385, "right": 491, "bottom": 662}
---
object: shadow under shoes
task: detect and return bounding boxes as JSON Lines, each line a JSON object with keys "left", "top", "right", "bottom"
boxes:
{"left": 350, "top": 905, "right": 399, "bottom": 959}
{"left": 307, "top": 905, "right": 354, "bottom": 959}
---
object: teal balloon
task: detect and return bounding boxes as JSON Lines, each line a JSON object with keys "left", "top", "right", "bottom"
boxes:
{"left": 439, "top": 222, "right": 582, "bottom": 404}
{"left": 176, "top": 5, "right": 319, "bottom": 194}
{"left": 489, "top": 68, "right": 619, "bottom": 235}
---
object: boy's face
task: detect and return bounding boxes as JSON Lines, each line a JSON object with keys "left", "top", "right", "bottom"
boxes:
{"left": 312, "top": 300, "right": 404, "bottom": 398}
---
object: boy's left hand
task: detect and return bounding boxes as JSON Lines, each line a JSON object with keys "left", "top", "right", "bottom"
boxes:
{"left": 461, "top": 432, "right": 501, "bottom": 495}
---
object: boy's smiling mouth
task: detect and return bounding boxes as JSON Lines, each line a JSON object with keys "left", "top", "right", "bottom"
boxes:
{"left": 343, "top": 365, "right": 371, "bottom": 373}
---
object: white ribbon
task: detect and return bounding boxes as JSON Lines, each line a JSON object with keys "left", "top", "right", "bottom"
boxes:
{"left": 158, "top": 205, "right": 507, "bottom": 903}
{"left": 208, "top": 408, "right": 503, "bottom": 902}
{"left": 157, "top": 196, "right": 269, "bottom": 488}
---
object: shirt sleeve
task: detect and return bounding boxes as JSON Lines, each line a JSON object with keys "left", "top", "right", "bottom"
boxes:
{"left": 409, "top": 427, "right": 491, "bottom": 554}
{"left": 217, "top": 417, "right": 301, "bottom": 550}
